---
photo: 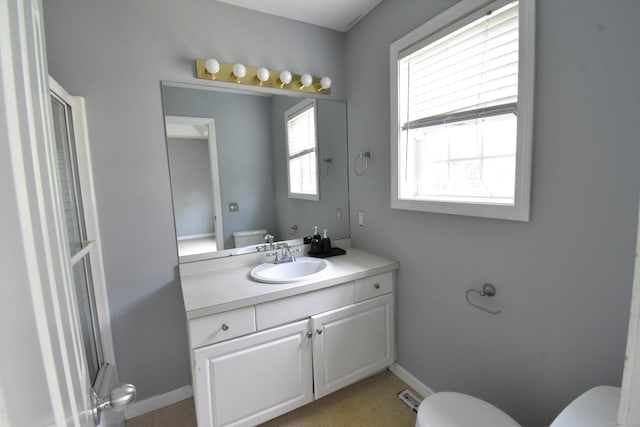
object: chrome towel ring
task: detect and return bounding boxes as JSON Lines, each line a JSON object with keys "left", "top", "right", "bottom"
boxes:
{"left": 320, "top": 157, "right": 333, "bottom": 177}
{"left": 354, "top": 149, "right": 373, "bottom": 176}
{"left": 465, "top": 283, "right": 502, "bottom": 315}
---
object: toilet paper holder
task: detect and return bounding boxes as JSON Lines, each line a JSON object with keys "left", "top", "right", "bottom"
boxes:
{"left": 465, "top": 283, "right": 502, "bottom": 315}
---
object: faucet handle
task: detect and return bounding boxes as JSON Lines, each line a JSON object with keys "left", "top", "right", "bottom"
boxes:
{"left": 264, "top": 234, "right": 275, "bottom": 250}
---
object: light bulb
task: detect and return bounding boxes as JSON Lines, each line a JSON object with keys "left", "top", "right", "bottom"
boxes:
{"left": 279, "top": 70, "right": 292, "bottom": 86}
{"left": 320, "top": 76, "right": 332, "bottom": 90}
{"left": 232, "top": 63, "right": 246, "bottom": 81}
{"left": 300, "top": 73, "right": 313, "bottom": 88}
{"left": 205, "top": 58, "right": 220, "bottom": 75}
{"left": 256, "top": 67, "right": 270, "bottom": 85}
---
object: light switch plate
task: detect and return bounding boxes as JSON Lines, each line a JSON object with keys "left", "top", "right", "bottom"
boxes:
{"left": 229, "top": 202, "right": 239, "bottom": 212}
{"left": 358, "top": 210, "right": 365, "bottom": 226}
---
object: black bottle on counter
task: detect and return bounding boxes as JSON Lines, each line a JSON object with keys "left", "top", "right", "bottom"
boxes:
{"left": 309, "top": 226, "right": 322, "bottom": 255}
{"left": 321, "top": 229, "right": 331, "bottom": 254}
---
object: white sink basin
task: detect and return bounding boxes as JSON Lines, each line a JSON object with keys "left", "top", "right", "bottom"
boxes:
{"left": 250, "top": 257, "right": 332, "bottom": 284}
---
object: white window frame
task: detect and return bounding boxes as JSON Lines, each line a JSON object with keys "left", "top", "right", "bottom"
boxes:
{"left": 285, "top": 98, "right": 320, "bottom": 201}
{"left": 390, "top": 0, "right": 535, "bottom": 221}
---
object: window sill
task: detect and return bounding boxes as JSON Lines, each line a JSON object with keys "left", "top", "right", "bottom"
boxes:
{"left": 391, "top": 197, "right": 530, "bottom": 222}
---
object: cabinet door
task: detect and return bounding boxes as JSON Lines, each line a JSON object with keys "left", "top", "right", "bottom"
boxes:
{"left": 312, "top": 293, "right": 395, "bottom": 399}
{"left": 193, "top": 319, "right": 313, "bottom": 427}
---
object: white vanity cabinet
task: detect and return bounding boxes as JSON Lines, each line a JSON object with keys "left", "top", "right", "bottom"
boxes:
{"left": 311, "top": 293, "right": 394, "bottom": 399}
{"left": 193, "top": 319, "right": 313, "bottom": 427}
{"left": 181, "top": 252, "right": 398, "bottom": 427}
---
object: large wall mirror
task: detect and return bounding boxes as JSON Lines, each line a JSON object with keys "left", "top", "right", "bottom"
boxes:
{"left": 161, "top": 82, "right": 349, "bottom": 263}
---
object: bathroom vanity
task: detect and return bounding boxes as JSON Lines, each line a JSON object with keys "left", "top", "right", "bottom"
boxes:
{"left": 179, "top": 245, "right": 398, "bottom": 427}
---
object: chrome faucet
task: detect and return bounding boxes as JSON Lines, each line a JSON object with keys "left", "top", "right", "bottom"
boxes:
{"left": 267, "top": 242, "right": 296, "bottom": 264}
{"left": 278, "top": 243, "right": 296, "bottom": 264}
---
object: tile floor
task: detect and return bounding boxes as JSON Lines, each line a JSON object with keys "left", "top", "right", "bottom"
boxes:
{"left": 125, "top": 370, "right": 420, "bottom": 427}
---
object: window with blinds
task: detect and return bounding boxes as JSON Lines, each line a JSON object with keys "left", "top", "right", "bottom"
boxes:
{"left": 286, "top": 99, "right": 319, "bottom": 200}
{"left": 391, "top": 0, "right": 534, "bottom": 221}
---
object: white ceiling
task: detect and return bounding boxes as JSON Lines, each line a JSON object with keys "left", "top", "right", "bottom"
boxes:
{"left": 216, "top": 0, "right": 383, "bottom": 32}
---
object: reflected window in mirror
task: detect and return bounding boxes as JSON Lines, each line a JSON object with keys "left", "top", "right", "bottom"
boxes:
{"left": 286, "top": 99, "right": 319, "bottom": 201}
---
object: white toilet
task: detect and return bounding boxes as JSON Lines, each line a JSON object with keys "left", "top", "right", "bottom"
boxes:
{"left": 232, "top": 229, "right": 268, "bottom": 248}
{"left": 416, "top": 385, "right": 620, "bottom": 427}
{"left": 416, "top": 391, "right": 519, "bottom": 427}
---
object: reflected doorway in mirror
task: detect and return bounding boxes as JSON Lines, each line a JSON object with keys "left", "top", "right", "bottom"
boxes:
{"left": 165, "top": 115, "right": 224, "bottom": 258}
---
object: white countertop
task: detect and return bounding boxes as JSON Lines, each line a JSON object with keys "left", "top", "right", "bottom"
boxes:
{"left": 180, "top": 248, "right": 398, "bottom": 319}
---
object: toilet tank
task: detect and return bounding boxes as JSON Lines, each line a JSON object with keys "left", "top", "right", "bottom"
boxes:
{"left": 232, "top": 229, "right": 268, "bottom": 248}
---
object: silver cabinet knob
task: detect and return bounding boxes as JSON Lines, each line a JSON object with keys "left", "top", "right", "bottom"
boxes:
{"left": 374, "top": 283, "right": 380, "bottom": 289}
{"left": 221, "top": 323, "right": 229, "bottom": 331}
{"left": 306, "top": 332, "right": 313, "bottom": 338}
{"left": 316, "top": 328, "right": 323, "bottom": 335}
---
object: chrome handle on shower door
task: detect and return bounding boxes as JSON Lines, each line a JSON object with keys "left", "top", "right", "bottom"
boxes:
{"left": 91, "top": 383, "right": 137, "bottom": 425}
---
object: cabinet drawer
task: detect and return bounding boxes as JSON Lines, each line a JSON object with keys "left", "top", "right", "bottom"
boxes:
{"left": 355, "top": 272, "right": 393, "bottom": 302}
{"left": 256, "top": 282, "right": 354, "bottom": 330}
{"left": 188, "top": 306, "right": 256, "bottom": 349}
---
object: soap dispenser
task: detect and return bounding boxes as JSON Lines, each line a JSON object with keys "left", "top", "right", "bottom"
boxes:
{"left": 321, "top": 229, "right": 331, "bottom": 254}
{"left": 310, "top": 226, "right": 322, "bottom": 256}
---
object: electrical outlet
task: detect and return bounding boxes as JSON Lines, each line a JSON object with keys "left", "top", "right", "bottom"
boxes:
{"left": 358, "top": 210, "right": 365, "bottom": 226}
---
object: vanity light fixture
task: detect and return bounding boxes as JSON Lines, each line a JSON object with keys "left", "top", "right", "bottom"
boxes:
{"left": 256, "top": 67, "right": 270, "bottom": 86}
{"left": 319, "top": 76, "right": 332, "bottom": 91}
{"left": 279, "top": 70, "right": 292, "bottom": 87}
{"left": 300, "top": 73, "right": 313, "bottom": 89}
{"left": 232, "top": 63, "right": 246, "bottom": 82}
{"left": 195, "top": 59, "right": 331, "bottom": 95}
{"left": 204, "top": 58, "right": 220, "bottom": 78}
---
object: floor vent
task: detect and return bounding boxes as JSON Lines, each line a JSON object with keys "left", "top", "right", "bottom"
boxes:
{"left": 398, "top": 389, "right": 422, "bottom": 412}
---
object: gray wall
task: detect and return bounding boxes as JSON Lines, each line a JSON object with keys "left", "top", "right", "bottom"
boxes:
{"left": 346, "top": 0, "right": 640, "bottom": 426}
{"left": 43, "top": 0, "right": 345, "bottom": 400}
{"left": 42, "top": 0, "right": 640, "bottom": 423}
{"left": 163, "top": 87, "right": 278, "bottom": 249}
{"left": 167, "top": 138, "right": 214, "bottom": 237}
{"left": 271, "top": 96, "right": 350, "bottom": 241}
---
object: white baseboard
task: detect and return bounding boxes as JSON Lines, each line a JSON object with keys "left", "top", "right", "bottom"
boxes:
{"left": 389, "top": 363, "right": 435, "bottom": 399}
{"left": 177, "top": 233, "right": 214, "bottom": 241}
{"left": 124, "top": 385, "right": 193, "bottom": 419}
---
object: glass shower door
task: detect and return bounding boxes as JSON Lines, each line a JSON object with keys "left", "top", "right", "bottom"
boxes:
{"left": 50, "top": 90, "right": 104, "bottom": 384}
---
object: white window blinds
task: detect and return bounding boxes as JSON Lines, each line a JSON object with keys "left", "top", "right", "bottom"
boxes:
{"left": 399, "top": 1, "right": 519, "bottom": 129}
{"left": 286, "top": 100, "right": 319, "bottom": 199}
{"left": 390, "top": 0, "right": 533, "bottom": 221}
{"left": 287, "top": 104, "right": 315, "bottom": 156}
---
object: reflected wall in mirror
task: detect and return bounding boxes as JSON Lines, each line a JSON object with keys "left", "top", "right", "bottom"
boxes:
{"left": 162, "top": 82, "right": 349, "bottom": 262}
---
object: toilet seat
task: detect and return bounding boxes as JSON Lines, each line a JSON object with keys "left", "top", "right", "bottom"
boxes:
{"left": 416, "top": 392, "right": 521, "bottom": 427}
